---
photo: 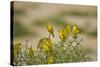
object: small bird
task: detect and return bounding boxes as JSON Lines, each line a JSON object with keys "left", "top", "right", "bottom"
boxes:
{"left": 58, "top": 29, "right": 66, "bottom": 42}
{"left": 72, "top": 25, "right": 80, "bottom": 35}
{"left": 72, "top": 25, "right": 80, "bottom": 38}
{"left": 47, "top": 24, "right": 54, "bottom": 38}
{"left": 38, "top": 37, "right": 53, "bottom": 53}
{"left": 64, "top": 24, "right": 71, "bottom": 35}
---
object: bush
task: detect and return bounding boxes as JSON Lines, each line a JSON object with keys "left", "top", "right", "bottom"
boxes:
{"left": 13, "top": 24, "right": 91, "bottom": 66}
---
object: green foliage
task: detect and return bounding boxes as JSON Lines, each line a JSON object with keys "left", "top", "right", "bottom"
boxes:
{"left": 86, "top": 31, "right": 97, "bottom": 37}
{"left": 52, "top": 36, "right": 91, "bottom": 63}
{"left": 33, "top": 16, "right": 67, "bottom": 27}
{"left": 14, "top": 9, "right": 25, "bottom": 16}
{"left": 34, "top": 19, "right": 47, "bottom": 27}
{"left": 13, "top": 35, "right": 91, "bottom": 66}
{"left": 14, "top": 22, "right": 32, "bottom": 37}
{"left": 59, "top": 10, "right": 97, "bottom": 17}
{"left": 48, "top": 16, "right": 66, "bottom": 27}
{"left": 13, "top": 24, "right": 91, "bottom": 66}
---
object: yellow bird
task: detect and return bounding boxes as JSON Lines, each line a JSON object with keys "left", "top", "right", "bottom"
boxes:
{"left": 58, "top": 30, "right": 66, "bottom": 42}
{"left": 64, "top": 24, "right": 71, "bottom": 35}
{"left": 72, "top": 25, "right": 80, "bottom": 35}
{"left": 38, "top": 37, "right": 53, "bottom": 53}
{"left": 47, "top": 24, "right": 54, "bottom": 38}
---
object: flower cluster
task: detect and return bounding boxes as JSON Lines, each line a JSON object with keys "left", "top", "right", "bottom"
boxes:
{"left": 58, "top": 24, "right": 80, "bottom": 42}
{"left": 13, "top": 24, "right": 91, "bottom": 66}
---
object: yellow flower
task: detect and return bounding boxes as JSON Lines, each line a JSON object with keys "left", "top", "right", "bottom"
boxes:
{"left": 47, "top": 24, "right": 54, "bottom": 37}
{"left": 72, "top": 25, "right": 80, "bottom": 35}
{"left": 64, "top": 24, "right": 71, "bottom": 35}
{"left": 46, "top": 56, "right": 54, "bottom": 64}
{"left": 58, "top": 29, "right": 66, "bottom": 42}
{"left": 38, "top": 38, "right": 53, "bottom": 53}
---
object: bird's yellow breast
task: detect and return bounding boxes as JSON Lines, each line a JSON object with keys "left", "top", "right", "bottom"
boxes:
{"left": 47, "top": 25, "right": 53, "bottom": 32}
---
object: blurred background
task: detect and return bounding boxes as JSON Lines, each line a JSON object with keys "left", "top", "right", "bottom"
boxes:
{"left": 13, "top": 1, "right": 97, "bottom": 61}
